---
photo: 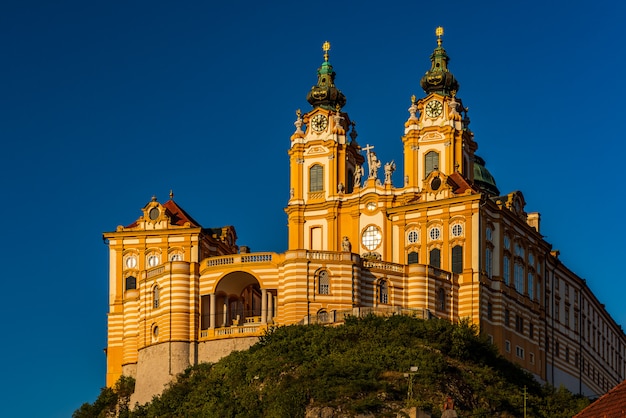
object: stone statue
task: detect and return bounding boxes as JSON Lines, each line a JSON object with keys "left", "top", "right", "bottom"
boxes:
{"left": 368, "top": 150, "right": 381, "bottom": 180}
{"left": 384, "top": 160, "right": 396, "bottom": 184}
{"left": 354, "top": 165, "right": 363, "bottom": 188}
{"left": 341, "top": 236, "right": 351, "bottom": 252}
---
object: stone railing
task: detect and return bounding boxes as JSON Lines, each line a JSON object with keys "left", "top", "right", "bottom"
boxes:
{"left": 428, "top": 266, "right": 452, "bottom": 281}
{"left": 206, "top": 253, "right": 274, "bottom": 267}
{"left": 307, "top": 251, "right": 344, "bottom": 261}
{"left": 146, "top": 265, "right": 165, "bottom": 278}
{"left": 300, "top": 306, "right": 432, "bottom": 325}
{"left": 362, "top": 259, "right": 405, "bottom": 273}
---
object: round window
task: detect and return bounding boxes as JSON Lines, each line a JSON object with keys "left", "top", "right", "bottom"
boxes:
{"left": 429, "top": 227, "right": 441, "bottom": 241}
{"left": 149, "top": 207, "right": 160, "bottom": 220}
{"left": 148, "top": 254, "right": 160, "bottom": 267}
{"left": 451, "top": 224, "right": 463, "bottom": 237}
{"left": 407, "top": 230, "right": 419, "bottom": 244}
{"left": 125, "top": 255, "right": 137, "bottom": 269}
{"left": 361, "top": 225, "right": 382, "bottom": 251}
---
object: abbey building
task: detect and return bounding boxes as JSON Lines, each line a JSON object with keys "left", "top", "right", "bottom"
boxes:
{"left": 103, "top": 30, "right": 626, "bottom": 404}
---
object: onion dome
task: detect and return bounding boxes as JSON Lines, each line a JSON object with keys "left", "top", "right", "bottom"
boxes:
{"left": 306, "top": 41, "right": 347, "bottom": 110}
{"left": 473, "top": 155, "right": 500, "bottom": 196}
{"left": 420, "top": 27, "right": 459, "bottom": 97}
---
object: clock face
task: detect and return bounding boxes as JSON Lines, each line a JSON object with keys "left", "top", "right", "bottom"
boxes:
{"left": 425, "top": 100, "right": 443, "bottom": 118}
{"left": 149, "top": 207, "right": 160, "bottom": 220}
{"left": 311, "top": 114, "right": 328, "bottom": 132}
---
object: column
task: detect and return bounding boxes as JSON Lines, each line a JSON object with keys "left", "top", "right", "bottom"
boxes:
{"left": 261, "top": 288, "right": 268, "bottom": 324}
{"left": 267, "top": 291, "right": 274, "bottom": 323}
{"left": 209, "top": 293, "right": 216, "bottom": 329}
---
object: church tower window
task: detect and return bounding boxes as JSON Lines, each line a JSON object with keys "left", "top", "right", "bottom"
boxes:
{"left": 425, "top": 151, "right": 439, "bottom": 177}
{"left": 309, "top": 164, "right": 324, "bottom": 192}
{"left": 407, "top": 251, "right": 419, "bottom": 264}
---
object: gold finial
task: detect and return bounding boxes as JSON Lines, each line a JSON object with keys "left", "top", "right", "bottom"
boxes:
{"left": 296, "top": 109, "right": 302, "bottom": 118}
{"left": 411, "top": 94, "right": 416, "bottom": 104}
{"left": 436, "top": 26, "right": 444, "bottom": 46}
{"left": 169, "top": 190, "right": 174, "bottom": 199}
{"left": 323, "top": 41, "right": 331, "bottom": 62}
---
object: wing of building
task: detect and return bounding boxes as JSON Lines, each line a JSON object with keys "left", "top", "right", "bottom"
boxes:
{"left": 103, "top": 30, "right": 626, "bottom": 405}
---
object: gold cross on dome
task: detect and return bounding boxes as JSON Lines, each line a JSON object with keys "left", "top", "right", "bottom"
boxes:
{"left": 323, "top": 41, "right": 331, "bottom": 61}
{"left": 436, "top": 26, "right": 444, "bottom": 46}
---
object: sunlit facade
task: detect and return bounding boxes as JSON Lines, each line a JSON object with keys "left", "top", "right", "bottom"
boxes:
{"left": 104, "top": 30, "right": 625, "bottom": 404}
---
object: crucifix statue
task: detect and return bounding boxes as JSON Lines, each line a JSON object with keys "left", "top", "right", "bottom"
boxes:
{"left": 363, "top": 144, "right": 380, "bottom": 180}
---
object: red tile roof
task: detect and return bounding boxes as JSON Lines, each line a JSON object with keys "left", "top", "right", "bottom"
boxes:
{"left": 574, "top": 380, "right": 626, "bottom": 417}
{"left": 447, "top": 172, "right": 476, "bottom": 194}
{"left": 162, "top": 199, "right": 202, "bottom": 227}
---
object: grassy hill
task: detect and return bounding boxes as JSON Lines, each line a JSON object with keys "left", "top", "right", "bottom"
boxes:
{"left": 75, "top": 315, "right": 589, "bottom": 417}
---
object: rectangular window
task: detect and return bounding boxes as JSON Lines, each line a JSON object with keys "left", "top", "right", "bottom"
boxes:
{"left": 530, "top": 352, "right": 535, "bottom": 364}
{"left": 430, "top": 248, "right": 441, "bottom": 269}
{"left": 485, "top": 248, "right": 493, "bottom": 278}
{"left": 516, "top": 346, "right": 525, "bottom": 359}
{"left": 451, "top": 245, "right": 463, "bottom": 274}
{"left": 527, "top": 272, "right": 534, "bottom": 300}
{"left": 487, "top": 302, "right": 493, "bottom": 320}
{"left": 555, "top": 302, "right": 560, "bottom": 322}
{"left": 514, "top": 263, "right": 524, "bottom": 294}
{"left": 529, "top": 322, "right": 534, "bottom": 340}
{"left": 505, "top": 309, "right": 510, "bottom": 327}
{"left": 503, "top": 256, "right": 510, "bottom": 285}
{"left": 515, "top": 315, "right": 524, "bottom": 334}
{"left": 505, "top": 340, "right": 511, "bottom": 352}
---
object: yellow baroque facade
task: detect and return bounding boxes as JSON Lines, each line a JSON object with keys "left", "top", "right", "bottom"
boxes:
{"left": 104, "top": 30, "right": 626, "bottom": 404}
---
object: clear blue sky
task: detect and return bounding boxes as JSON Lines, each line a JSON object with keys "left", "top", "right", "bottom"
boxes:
{"left": 1, "top": 1, "right": 625, "bottom": 416}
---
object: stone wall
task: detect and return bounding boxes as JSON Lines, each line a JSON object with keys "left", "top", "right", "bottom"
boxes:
{"left": 129, "top": 337, "right": 260, "bottom": 407}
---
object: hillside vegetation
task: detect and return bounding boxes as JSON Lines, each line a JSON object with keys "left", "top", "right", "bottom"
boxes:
{"left": 75, "top": 315, "right": 589, "bottom": 417}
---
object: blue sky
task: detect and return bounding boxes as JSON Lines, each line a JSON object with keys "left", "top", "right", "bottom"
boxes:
{"left": 2, "top": 1, "right": 625, "bottom": 416}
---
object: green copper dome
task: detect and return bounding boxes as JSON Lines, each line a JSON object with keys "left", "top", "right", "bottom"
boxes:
{"left": 473, "top": 155, "right": 500, "bottom": 196}
{"left": 420, "top": 28, "right": 459, "bottom": 97}
{"left": 306, "top": 42, "right": 347, "bottom": 110}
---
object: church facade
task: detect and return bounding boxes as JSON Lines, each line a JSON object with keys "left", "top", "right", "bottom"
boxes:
{"left": 103, "top": 30, "right": 626, "bottom": 404}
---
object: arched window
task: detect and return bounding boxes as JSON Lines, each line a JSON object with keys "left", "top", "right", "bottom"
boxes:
{"left": 407, "top": 251, "right": 419, "bottom": 264}
{"left": 125, "top": 276, "right": 137, "bottom": 290}
{"left": 451, "top": 245, "right": 463, "bottom": 273}
{"left": 309, "top": 164, "right": 323, "bottom": 192}
{"left": 379, "top": 280, "right": 388, "bottom": 304}
{"left": 317, "top": 309, "right": 328, "bottom": 323}
{"left": 438, "top": 287, "right": 446, "bottom": 311}
{"left": 425, "top": 151, "right": 439, "bottom": 177}
{"left": 429, "top": 248, "right": 441, "bottom": 269}
{"left": 153, "top": 286, "right": 160, "bottom": 309}
{"left": 318, "top": 270, "right": 330, "bottom": 295}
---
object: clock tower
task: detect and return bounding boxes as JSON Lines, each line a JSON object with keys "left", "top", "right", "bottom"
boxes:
{"left": 402, "top": 27, "right": 478, "bottom": 195}
{"left": 286, "top": 42, "right": 364, "bottom": 251}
